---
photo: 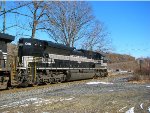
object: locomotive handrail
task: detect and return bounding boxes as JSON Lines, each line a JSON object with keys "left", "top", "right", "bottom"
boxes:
{"left": 34, "top": 57, "right": 36, "bottom": 83}
{"left": 25, "top": 57, "right": 40, "bottom": 83}
{"left": 0, "top": 59, "right": 6, "bottom": 68}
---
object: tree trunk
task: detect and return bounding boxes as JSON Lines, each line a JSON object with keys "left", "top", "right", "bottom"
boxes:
{"left": 31, "top": 8, "right": 37, "bottom": 39}
{"left": 31, "top": 21, "right": 36, "bottom": 39}
{"left": 2, "top": 1, "right": 6, "bottom": 33}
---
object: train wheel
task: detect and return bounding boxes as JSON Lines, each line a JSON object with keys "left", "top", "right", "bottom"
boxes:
{"left": 0, "top": 82, "right": 8, "bottom": 90}
{"left": 104, "top": 72, "right": 108, "bottom": 77}
{"left": 99, "top": 72, "right": 104, "bottom": 77}
{"left": 18, "top": 80, "right": 29, "bottom": 88}
{"left": 35, "top": 76, "right": 40, "bottom": 85}
{"left": 51, "top": 78, "right": 55, "bottom": 84}
{"left": 65, "top": 71, "right": 71, "bottom": 81}
{"left": 0, "top": 76, "right": 10, "bottom": 90}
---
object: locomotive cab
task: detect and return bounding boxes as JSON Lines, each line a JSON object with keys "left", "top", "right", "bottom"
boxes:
{"left": 18, "top": 38, "right": 47, "bottom": 67}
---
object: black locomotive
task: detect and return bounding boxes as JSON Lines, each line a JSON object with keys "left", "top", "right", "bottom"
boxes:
{"left": 0, "top": 33, "right": 107, "bottom": 89}
{"left": 0, "top": 33, "right": 15, "bottom": 89}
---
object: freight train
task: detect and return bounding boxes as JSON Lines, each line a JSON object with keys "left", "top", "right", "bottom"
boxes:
{"left": 0, "top": 33, "right": 108, "bottom": 90}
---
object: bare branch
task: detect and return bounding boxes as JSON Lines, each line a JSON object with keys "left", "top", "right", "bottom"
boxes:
{"left": 0, "top": 24, "right": 17, "bottom": 32}
{"left": 0, "top": 2, "right": 31, "bottom": 16}
{"left": 81, "top": 21, "right": 112, "bottom": 52}
{"left": 8, "top": 11, "right": 33, "bottom": 18}
{"left": 45, "top": 1, "right": 94, "bottom": 47}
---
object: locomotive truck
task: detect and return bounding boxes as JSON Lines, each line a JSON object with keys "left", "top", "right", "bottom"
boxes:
{"left": 0, "top": 33, "right": 107, "bottom": 89}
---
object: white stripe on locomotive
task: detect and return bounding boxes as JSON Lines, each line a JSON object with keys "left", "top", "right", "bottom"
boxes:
{"left": 22, "top": 53, "right": 105, "bottom": 68}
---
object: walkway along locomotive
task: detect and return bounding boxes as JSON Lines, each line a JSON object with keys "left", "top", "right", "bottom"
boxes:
{"left": 0, "top": 33, "right": 108, "bottom": 89}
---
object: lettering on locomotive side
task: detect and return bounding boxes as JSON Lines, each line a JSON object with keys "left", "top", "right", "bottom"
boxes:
{"left": 25, "top": 42, "right": 31, "bottom": 45}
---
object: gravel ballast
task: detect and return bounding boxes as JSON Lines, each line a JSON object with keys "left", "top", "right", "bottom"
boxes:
{"left": 0, "top": 74, "right": 150, "bottom": 113}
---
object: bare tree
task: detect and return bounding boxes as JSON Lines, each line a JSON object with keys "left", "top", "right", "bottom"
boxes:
{"left": 29, "top": 1, "right": 48, "bottom": 39}
{"left": 0, "top": 1, "right": 48, "bottom": 39}
{"left": 0, "top": 2, "right": 31, "bottom": 16}
{"left": 1, "top": 1, "right": 6, "bottom": 33}
{"left": 45, "top": 1, "right": 111, "bottom": 51}
{"left": 11, "top": 1, "right": 48, "bottom": 39}
{"left": 0, "top": 1, "right": 31, "bottom": 34}
{"left": 0, "top": 1, "right": 112, "bottom": 52}
{"left": 44, "top": 1, "right": 94, "bottom": 47}
{"left": 0, "top": 2, "right": 2, "bottom": 10}
{"left": 81, "top": 21, "right": 112, "bottom": 52}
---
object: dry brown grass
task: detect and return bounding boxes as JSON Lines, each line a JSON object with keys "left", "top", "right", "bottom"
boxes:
{"left": 130, "top": 67, "right": 150, "bottom": 83}
{"left": 108, "top": 61, "right": 138, "bottom": 71}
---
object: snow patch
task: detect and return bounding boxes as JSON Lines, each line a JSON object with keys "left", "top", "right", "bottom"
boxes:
{"left": 119, "top": 106, "right": 127, "bottom": 112}
{"left": 17, "top": 111, "right": 23, "bottom": 113}
{"left": 109, "top": 90, "right": 114, "bottom": 92}
{"left": 148, "top": 106, "right": 150, "bottom": 112}
{"left": 86, "top": 82, "right": 101, "bottom": 85}
{"left": 86, "top": 81, "right": 113, "bottom": 85}
{"left": 2, "top": 111, "right": 10, "bottom": 113}
{"left": 126, "top": 107, "right": 134, "bottom": 113}
{"left": 64, "top": 97, "right": 75, "bottom": 101}
{"left": 0, "top": 97, "right": 38, "bottom": 109}
{"left": 19, "top": 104, "right": 29, "bottom": 107}
{"left": 33, "top": 97, "right": 75, "bottom": 106}
{"left": 0, "top": 97, "right": 75, "bottom": 109}
{"left": 146, "top": 86, "right": 150, "bottom": 88}
{"left": 140, "top": 103, "right": 143, "bottom": 109}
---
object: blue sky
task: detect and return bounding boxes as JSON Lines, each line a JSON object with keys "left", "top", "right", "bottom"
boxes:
{"left": 90, "top": 1, "right": 150, "bottom": 58}
{"left": 0, "top": 1, "right": 150, "bottom": 58}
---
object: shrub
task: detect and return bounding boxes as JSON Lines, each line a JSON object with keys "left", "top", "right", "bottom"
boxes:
{"left": 133, "top": 67, "right": 150, "bottom": 81}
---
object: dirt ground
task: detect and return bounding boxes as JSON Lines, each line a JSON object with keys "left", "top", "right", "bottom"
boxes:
{"left": 0, "top": 73, "right": 150, "bottom": 113}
